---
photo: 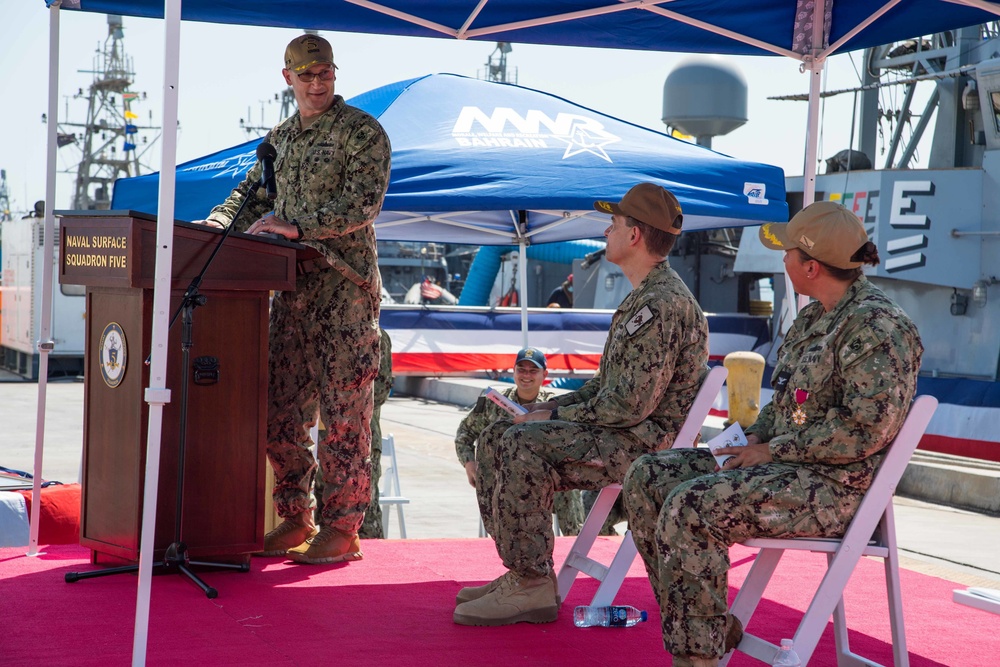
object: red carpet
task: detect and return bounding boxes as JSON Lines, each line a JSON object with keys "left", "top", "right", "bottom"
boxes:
{"left": 1, "top": 537, "right": 996, "bottom": 666}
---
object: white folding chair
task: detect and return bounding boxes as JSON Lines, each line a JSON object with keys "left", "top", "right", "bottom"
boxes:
{"left": 953, "top": 587, "right": 1000, "bottom": 616}
{"left": 557, "top": 366, "right": 729, "bottom": 606}
{"left": 379, "top": 433, "right": 410, "bottom": 538}
{"left": 722, "top": 395, "right": 938, "bottom": 667}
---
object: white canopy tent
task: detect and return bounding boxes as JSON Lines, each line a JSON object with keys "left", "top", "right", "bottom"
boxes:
{"left": 31, "top": 1, "right": 1000, "bottom": 664}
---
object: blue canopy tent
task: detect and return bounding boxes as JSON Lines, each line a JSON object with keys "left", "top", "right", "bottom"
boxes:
{"left": 112, "top": 73, "right": 788, "bottom": 244}
{"left": 53, "top": 0, "right": 1000, "bottom": 212}
{"left": 35, "top": 3, "right": 1000, "bottom": 664}
{"left": 53, "top": 1, "right": 1000, "bottom": 58}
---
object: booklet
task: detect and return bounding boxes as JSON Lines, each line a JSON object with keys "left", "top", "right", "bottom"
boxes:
{"left": 705, "top": 421, "right": 749, "bottom": 467}
{"left": 485, "top": 387, "right": 528, "bottom": 417}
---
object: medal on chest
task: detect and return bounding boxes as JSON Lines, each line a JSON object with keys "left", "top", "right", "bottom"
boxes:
{"left": 792, "top": 389, "right": 809, "bottom": 426}
{"left": 792, "top": 388, "right": 809, "bottom": 425}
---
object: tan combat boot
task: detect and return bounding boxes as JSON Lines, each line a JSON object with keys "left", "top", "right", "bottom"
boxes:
{"left": 455, "top": 570, "right": 561, "bottom": 606}
{"left": 256, "top": 510, "right": 318, "bottom": 556}
{"left": 286, "top": 526, "right": 363, "bottom": 564}
{"left": 453, "top": 570, "right": 559, "bottom": 626}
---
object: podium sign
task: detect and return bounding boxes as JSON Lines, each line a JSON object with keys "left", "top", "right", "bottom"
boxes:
{"left": 60, "top": 211, "right": 296, "bottom": 563}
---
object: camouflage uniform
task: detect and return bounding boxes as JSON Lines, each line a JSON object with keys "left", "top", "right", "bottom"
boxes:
{"left": 486, "top": 261, "right": 709, "bottom": 578}
{"left": 455, "top": 386, "right": 585, "bottom": 537}
{"left": 623, "top": 276, "right": 923, "bottom": 658}
{"left": 207, "top": 96, "right": 391, "bottom": 533}
{"left": 359, "top": 328, "right": 394, "bottom": 539}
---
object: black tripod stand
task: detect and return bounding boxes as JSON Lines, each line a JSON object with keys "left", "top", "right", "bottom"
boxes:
{"left": 65, "top": 182, "right": 270, "bottom": 598}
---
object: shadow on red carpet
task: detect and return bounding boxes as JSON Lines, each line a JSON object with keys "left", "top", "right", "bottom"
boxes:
{"left": 1, "top": 537, "right": 995, "bottom": 666}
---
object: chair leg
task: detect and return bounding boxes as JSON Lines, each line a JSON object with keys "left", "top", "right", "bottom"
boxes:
{"left": 729, "top": 547, "right": 784, "bottom": 629}
{"left": 720, "top": 548, "right": 785, "bottom": 667}
{"left": 829, "top": 551, "right": 853, "bottom": 667}
{"left": 791, "top": 547, "right": 870, "bottom": 664}
{"left": 590, "top": 530, "right": 638, "bottom": 607}
{"left": 557, "top": 485, "right": 621, "bottom": 602}
{"left": 882, "top": 509, "right": 909, "bottom": 667}
{"left": 395, "top": 503, "right": 407, "bottom": 539}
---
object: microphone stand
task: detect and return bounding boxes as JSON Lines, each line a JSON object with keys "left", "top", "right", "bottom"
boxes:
{"left": 66, "top": 182, "right": 269, "bottom": 598}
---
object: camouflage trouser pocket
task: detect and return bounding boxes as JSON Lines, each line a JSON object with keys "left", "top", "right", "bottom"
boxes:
{"left": 601, "top": 432, "right": 651, "bottom": 481}
{"left": 809, "top": 479, "right": 863, "bottom": 536}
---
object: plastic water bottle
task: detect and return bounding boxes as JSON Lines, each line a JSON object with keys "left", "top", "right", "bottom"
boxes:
{"left": 772, "top": 639, "right": 801, "bottom": 666}
{"left": 573, "top": 605, "right": 648, "bottom": 627}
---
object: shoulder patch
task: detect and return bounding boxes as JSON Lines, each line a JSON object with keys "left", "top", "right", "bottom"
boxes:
{"left": 838, "top": 327, "right": 885, "bottom": 367}
{"left": 625, "top": 305, "right": 655, "bottom": 336}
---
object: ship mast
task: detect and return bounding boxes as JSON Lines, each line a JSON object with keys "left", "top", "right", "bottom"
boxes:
{"left": 240, "top": 89, "right": 296, "bottom": 138}
{"left": 56, "top": 14, "right": 160, "bottom": 210}
{"left": 0, "top": 169, "right": 11, "bottom": 222}
{"left": 482, "top": 42, "right": 517, "bottom": 84}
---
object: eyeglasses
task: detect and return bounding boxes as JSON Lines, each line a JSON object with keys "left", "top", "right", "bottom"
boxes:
{"left": 296, "top": 68, "right": 335, "bottom": 83}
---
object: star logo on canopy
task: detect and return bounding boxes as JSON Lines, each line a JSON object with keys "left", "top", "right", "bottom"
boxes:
{"left": 553, "top": 122, "right": 620, "bottom": 162}
{"left": 183, "top": 149, "right": 258, "bottom": 179}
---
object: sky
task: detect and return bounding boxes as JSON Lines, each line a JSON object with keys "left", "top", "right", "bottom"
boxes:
{"left": 0, "top": 2, "right": 935, "bottom": 215}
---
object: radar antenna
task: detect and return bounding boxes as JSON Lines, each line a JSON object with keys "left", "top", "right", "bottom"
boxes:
{"left": 53, "top": 14, "right": 161, "bottom": 210}
{"left": 481, "top": 42, "right": 517, "bottom": 84}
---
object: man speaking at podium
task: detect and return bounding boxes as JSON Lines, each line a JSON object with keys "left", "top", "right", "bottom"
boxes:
{"left": 195, "top": 34, "right": 391, "bottom": 564}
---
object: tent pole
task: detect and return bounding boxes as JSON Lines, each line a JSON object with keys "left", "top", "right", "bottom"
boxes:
{"left": 803, "top": 64, "right": 822, "bottom": 209}
{"left": 785, "top": 0, "right": 829, "bottom": 320}
{"left": 518, "top": 240, "right": 528, "bottom": 348}
{"left": 782, "top": 57, "right": 825, "bottom": 320}
{"left": 515, "top": 210, "right": 529, "bottom": 348}
{"left": 28, "top": 0, "right": 62, "bottom": 559}
{"left": 133, "top": 0, "right": 182, "bottom": 664}
{"left": 798, "top": 55, "right": 826, "bottom": 314}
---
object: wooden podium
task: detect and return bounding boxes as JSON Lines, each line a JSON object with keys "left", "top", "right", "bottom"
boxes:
{"left": 59, "top": 211, "right": 297, "bottom": 564}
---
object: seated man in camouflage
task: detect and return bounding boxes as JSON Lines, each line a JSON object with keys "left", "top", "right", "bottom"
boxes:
{"left": 455, "top": 347, "right": 584, "bottom": 539}
{"left": 453, "top": 183, "right": 709, "bottom": 627}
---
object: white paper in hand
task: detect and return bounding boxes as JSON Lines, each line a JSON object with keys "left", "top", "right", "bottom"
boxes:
{"left": 485, "top": 388, "right": 528, "bottom": 417}
{"left": 705, "top": 421, "right": 748, "bottom": 467}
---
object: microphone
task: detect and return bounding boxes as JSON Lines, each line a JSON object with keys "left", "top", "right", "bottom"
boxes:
{"left": 580, "top": 247, "right": 606, "bottom": 270}
{"left": 256, "top": 142, "right": 278, "bottom": 200}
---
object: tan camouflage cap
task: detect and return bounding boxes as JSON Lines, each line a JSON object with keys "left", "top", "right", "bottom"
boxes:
{"left": 284, "top": 34, "right": 335, "bottom": 73}
{"left": 593, "top": 182, "right": 683, "bottom": 235}
{"left": 759, "top": 200, "right": 868, "bottom": 269}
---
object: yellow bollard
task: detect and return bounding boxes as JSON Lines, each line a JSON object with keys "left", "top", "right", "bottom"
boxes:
{"left": 723, "top": 351, "right": 766, "bottom": 428}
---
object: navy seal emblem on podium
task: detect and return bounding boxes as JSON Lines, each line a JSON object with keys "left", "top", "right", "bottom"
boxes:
{"left": 99, "top": 322, "right": 128, "bottom": 388}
